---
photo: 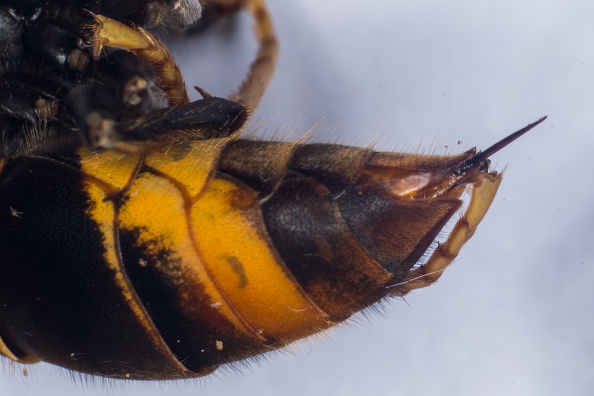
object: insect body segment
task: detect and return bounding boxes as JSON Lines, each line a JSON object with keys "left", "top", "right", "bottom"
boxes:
{"left": 0, "top": 116, "right": 542, "bottom": 379}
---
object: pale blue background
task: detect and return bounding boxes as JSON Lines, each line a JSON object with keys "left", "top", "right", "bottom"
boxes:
{"left": 3, "top": 1, "right": 593, "bottom": 395}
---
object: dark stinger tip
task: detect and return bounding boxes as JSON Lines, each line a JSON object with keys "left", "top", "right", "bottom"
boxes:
{"left": 475, "top": 116, "right": 547, "bottom": 162}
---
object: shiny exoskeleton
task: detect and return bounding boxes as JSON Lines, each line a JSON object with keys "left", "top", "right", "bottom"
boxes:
{"left": 0, "top": 0, "right": 545, "bottom": 381}
{"left": 0, "top": 119, "right": 544, "bottom": 379}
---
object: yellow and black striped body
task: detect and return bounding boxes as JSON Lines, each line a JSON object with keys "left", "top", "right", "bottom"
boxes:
{"left": 0, "top": 0, "right": 541, "bottom": 382}
{"left": 0, "top": 138, "right": 465, "bottom": 379}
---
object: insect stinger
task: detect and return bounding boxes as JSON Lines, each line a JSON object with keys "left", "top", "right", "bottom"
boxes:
{"left": 386, "top": 117, "right": 547, "bottom": 296}
{"left": 456, "top": 116, "right": 548, "bottom": 179}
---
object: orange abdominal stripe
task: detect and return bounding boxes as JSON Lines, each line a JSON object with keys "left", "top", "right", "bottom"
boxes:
{"left": 0, "top": 116, "right": 544, "bottom": 378}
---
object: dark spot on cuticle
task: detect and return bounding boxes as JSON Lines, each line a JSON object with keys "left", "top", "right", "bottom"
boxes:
{"left": 226, "top": 256, "right": 248, "bottom": 288}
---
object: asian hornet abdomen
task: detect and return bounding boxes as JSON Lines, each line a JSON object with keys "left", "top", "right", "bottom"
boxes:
{"left": 0, "top": 117, "right": 544, "bottom": 379}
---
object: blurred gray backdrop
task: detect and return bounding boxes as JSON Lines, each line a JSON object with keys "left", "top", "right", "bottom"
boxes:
{"left": 2, "top": 0, "right": 593, "bottom": 395}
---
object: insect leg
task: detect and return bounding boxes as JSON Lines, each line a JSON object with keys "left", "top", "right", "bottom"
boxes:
{"left": 228, "top": 0, "right": 279, "bottom": 114}
{"left": 92, "top": 14, "right": 190, "bottom": 106}
{"left": 387, "top": 117, "right": 545, "bottom": 296}
{"left": 391, "top": 172, "right": 503, "bottom": 296}
{"left": 87, "top": 16, "right": 251, "bottom": 152}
